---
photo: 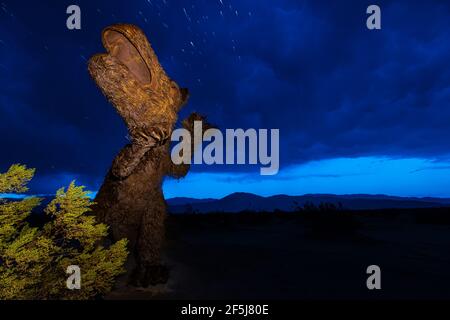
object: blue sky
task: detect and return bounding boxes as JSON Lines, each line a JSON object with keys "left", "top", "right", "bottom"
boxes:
{"left": 1, "top": 0, "right": 450, "bottom": 198}
{"left": 164, "top": 156, "right": 450, "bottom": 198}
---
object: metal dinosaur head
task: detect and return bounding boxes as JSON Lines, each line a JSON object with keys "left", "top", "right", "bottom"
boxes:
{"left": 88, "top": 24, "right": 189, "bottom": 144}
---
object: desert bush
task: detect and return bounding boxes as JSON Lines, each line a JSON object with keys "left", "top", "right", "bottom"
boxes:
{"left": 0, "top": 164, "right": 128, "bottom": 300}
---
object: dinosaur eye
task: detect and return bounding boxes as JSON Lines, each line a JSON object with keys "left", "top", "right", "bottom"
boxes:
{"left": 180, "top": 88, "right": 190, "bottom": 103}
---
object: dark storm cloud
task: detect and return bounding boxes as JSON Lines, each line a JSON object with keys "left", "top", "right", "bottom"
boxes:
{"left": 1, "top": 0, "right": 450, "bottom": 193}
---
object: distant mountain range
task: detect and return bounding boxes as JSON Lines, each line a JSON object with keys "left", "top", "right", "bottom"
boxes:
{"left": 167, "top": 192, "right": 450, "bottom": 213}
{"left": 3, "top": 192, "right": 450, "bottom": 214}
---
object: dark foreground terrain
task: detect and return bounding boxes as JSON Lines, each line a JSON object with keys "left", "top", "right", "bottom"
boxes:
{"left": 108, "top": 207, "right": 450, "bottom": 300}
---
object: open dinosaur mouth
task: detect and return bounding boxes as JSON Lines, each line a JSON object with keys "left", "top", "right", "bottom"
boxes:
{"left": 102, "top": 30, "right": 152, "bottom": 87}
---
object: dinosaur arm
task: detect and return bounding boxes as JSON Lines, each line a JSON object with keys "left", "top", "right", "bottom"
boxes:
{"left": 166, "top": 112, "right": 213, "bottom": 179}
{"left": 166, "top": 161, "right": 190, "bottom": 179}
{"left": 111, "top": 143, "right": 151, "bottom": 179}
{"left": 165, "top": 120, "right": 193, "bottom": 179}
{"left": 111, "top": 123, "right": 174, "bottom": 179}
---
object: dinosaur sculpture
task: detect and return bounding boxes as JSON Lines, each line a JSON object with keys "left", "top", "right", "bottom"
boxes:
{"left": 88, "top": 24, "right": 208, "bottom": 286}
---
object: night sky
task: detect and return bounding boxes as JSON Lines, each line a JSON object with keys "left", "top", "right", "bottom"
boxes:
{"left": 1, "top": 0, "right": 450, "bottom": 198}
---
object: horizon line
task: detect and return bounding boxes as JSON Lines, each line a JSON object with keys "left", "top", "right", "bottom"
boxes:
{"left": 3, "top": 191, "right": 450, "bottom": 201}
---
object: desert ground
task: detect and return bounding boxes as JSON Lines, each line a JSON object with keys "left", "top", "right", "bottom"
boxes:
{"left": 107, "top": 208, "right": 450, "bottom": 300}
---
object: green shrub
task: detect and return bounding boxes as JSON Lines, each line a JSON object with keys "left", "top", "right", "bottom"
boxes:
{"left": 0, "top": 164, "right": 128, "bottom": 300}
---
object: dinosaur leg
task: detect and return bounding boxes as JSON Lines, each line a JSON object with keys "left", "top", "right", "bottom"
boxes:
{"left": 131, "top": 201, "right": 169, "bottom": 287}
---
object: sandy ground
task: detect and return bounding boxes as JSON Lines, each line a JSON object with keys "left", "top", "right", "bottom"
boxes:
{"left": 107, "top": 212, "right": 450, "bottom": 300}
